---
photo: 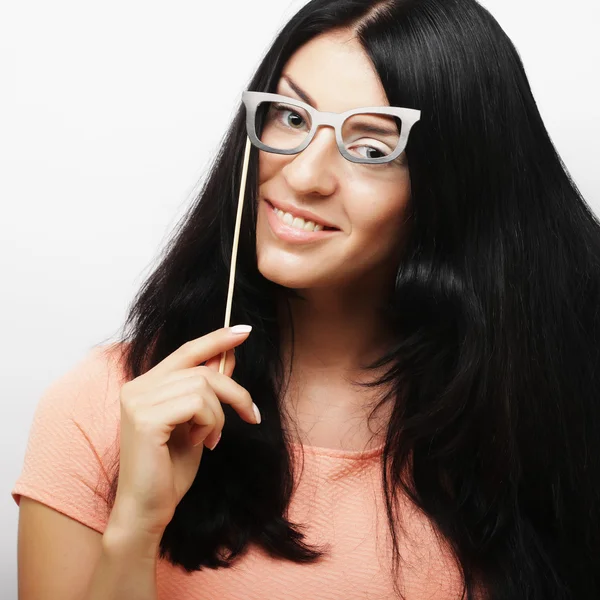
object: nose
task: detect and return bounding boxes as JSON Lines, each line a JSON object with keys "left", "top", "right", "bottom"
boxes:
{"left": 280, "top": 124, "right": 340, "bottom": 197}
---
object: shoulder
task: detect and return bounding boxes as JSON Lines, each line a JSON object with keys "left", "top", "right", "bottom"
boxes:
{"left": 33, "top": 342, "right": 128, "bottom": 434}
{"left": 13, "top": 342, "right": 131, "bottom": 531}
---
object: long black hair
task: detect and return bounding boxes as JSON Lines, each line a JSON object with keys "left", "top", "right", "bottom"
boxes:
{"left": 103, "top": 0, "right": 600, "bottom": 598}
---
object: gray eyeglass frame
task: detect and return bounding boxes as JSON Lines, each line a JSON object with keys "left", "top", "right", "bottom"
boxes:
{"left": 241, "top": 90, "right": 421, "bottom": 165}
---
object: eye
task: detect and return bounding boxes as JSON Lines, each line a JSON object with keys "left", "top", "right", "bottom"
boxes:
{"left": 356, "top": 146, "right": 387, "bottom": 159}
{"left": 347, "top": 141, "right": 392, "bottom": 161}
{"left": 271, "top": 103, "right": 309, "bottom": 130}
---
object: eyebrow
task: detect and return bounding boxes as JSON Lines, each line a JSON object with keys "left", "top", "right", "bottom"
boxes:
{"left": 347, "top": 122, "right": 400, "bottom": 138}
{"left": 280, "top": 74, "right": 317, "bottom": 108}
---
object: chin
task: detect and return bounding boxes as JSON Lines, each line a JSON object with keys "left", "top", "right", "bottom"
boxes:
{"left": 258, "top": 265, "right": 317, "bottom": 290}
{"left": 256, "top": 255, "right": 332, "bottom": 290}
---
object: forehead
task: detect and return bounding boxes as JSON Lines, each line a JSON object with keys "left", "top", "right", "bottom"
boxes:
{"left": 278, "top": 30, "right": 390, "bottom": 112}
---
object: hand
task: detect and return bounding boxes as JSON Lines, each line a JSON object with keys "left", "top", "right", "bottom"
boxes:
{"left": 109, "top": 326, "right": 259, "bottom": 540}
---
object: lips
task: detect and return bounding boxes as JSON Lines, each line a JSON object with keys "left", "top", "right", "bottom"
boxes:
{"left": 263, "top": 199, "right": 339, "bottom": 244}
{"left": 265, "top": 198, "right": 338, "bottom": 230}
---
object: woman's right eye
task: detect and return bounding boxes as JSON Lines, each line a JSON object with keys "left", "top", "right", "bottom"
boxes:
{"left": 272, "top": 104, "right": 307, "bottom": 129}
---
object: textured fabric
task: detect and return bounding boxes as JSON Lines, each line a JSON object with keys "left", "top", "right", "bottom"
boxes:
{"left": 12, "top": 345, "right": 464, "bottom": 599}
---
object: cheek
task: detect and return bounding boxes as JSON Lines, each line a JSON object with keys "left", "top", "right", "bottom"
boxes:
{"left": 350, "top": 175, "right": 411, "bottom": 241}
{"left": 258, "top": 151, "right": 287, "bottom": 185}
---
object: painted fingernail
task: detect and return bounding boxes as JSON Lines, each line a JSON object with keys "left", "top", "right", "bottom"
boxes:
{"left": 253, "top": 403, "right": 261, "bottom": 424}
{"left": 207, "top": 433, "right": 222, "bottom": 451}
{"left": 230, "top": 325, "right": 252, "bottom": 334}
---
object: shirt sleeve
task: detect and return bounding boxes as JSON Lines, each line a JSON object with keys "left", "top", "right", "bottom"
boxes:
{"left": 12, "top": 343, "right": 124, "bottom": 534}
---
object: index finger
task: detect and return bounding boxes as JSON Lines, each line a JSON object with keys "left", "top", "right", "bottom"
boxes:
{"left": 148, "top": 325, "right": 252, "bottom": 378}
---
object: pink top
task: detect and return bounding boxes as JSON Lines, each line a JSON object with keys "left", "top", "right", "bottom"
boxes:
{"left": 12, "top": 344, "right": 464, "bottom": 599}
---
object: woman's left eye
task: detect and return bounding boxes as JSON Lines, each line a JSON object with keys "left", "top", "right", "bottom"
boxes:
{"left": 350, "top": 145, "right": 390, "bottom": 160}
{"left": 360, "top": 146, "right": 386, "bottom": 159}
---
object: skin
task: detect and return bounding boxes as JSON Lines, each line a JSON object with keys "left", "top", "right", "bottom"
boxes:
{"left": 256, "top": 29, "right": 412, "bottom": 449}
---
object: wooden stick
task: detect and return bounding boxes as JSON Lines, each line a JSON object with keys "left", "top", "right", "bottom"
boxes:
{"left": 219, "top": 136, "right": 252, "bottom": 374}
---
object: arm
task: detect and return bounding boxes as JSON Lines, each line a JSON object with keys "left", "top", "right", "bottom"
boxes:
{"left": 18, "top": 497, "right": 160, "bottom": 600}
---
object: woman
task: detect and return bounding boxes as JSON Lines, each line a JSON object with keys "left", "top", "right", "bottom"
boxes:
{"left": 13, "top": 0, "right": 600, "bottom": 598}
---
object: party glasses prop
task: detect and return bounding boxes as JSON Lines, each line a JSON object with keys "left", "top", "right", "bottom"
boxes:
{"left": 242, "top": 91, "right": 421, "bottom": 164}
{"left": 217, "top": 91, "right": 421, "bottom": 372}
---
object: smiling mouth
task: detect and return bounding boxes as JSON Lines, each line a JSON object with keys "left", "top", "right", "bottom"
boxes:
{"left": 266, "top": 201, "right": 338, "bottom": 232}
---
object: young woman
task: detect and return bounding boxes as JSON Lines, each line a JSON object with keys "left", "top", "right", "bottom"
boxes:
{"left": 13, "top": 0, "right": 600, "bottom": 599}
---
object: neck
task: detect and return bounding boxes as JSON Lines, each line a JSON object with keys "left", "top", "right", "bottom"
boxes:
{"left": 279, "top": 286, "right": 393, "bottom": 374}
{"left": 276, "top": 281, "right": 396, "bottom": 450}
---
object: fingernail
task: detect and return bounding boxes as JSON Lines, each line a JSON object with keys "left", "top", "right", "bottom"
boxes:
{"left": 230, "top": 325, "right": 252, "bottom": 334}
{"left": 206, "top": 433, "right": 222, "bottom": 451}
{"left": 253, "top": 403, "right": 261, "bottom": 424}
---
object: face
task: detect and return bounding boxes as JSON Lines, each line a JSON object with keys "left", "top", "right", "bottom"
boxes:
{"left": 256, "top": 29, "right": 412, "bottom": 293}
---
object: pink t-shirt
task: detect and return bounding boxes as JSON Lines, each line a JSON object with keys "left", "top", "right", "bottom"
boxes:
{"left": 12, "top": 344, "right": 464, "bottom": 599}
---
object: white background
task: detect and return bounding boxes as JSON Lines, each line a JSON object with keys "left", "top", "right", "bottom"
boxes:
{"left": 1, "top": 0, "right": 598, "bottom": 595}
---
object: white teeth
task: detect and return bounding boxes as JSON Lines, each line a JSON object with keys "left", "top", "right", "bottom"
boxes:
{"left": 273, "top": 207, "right": 325, "bottom": 232}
